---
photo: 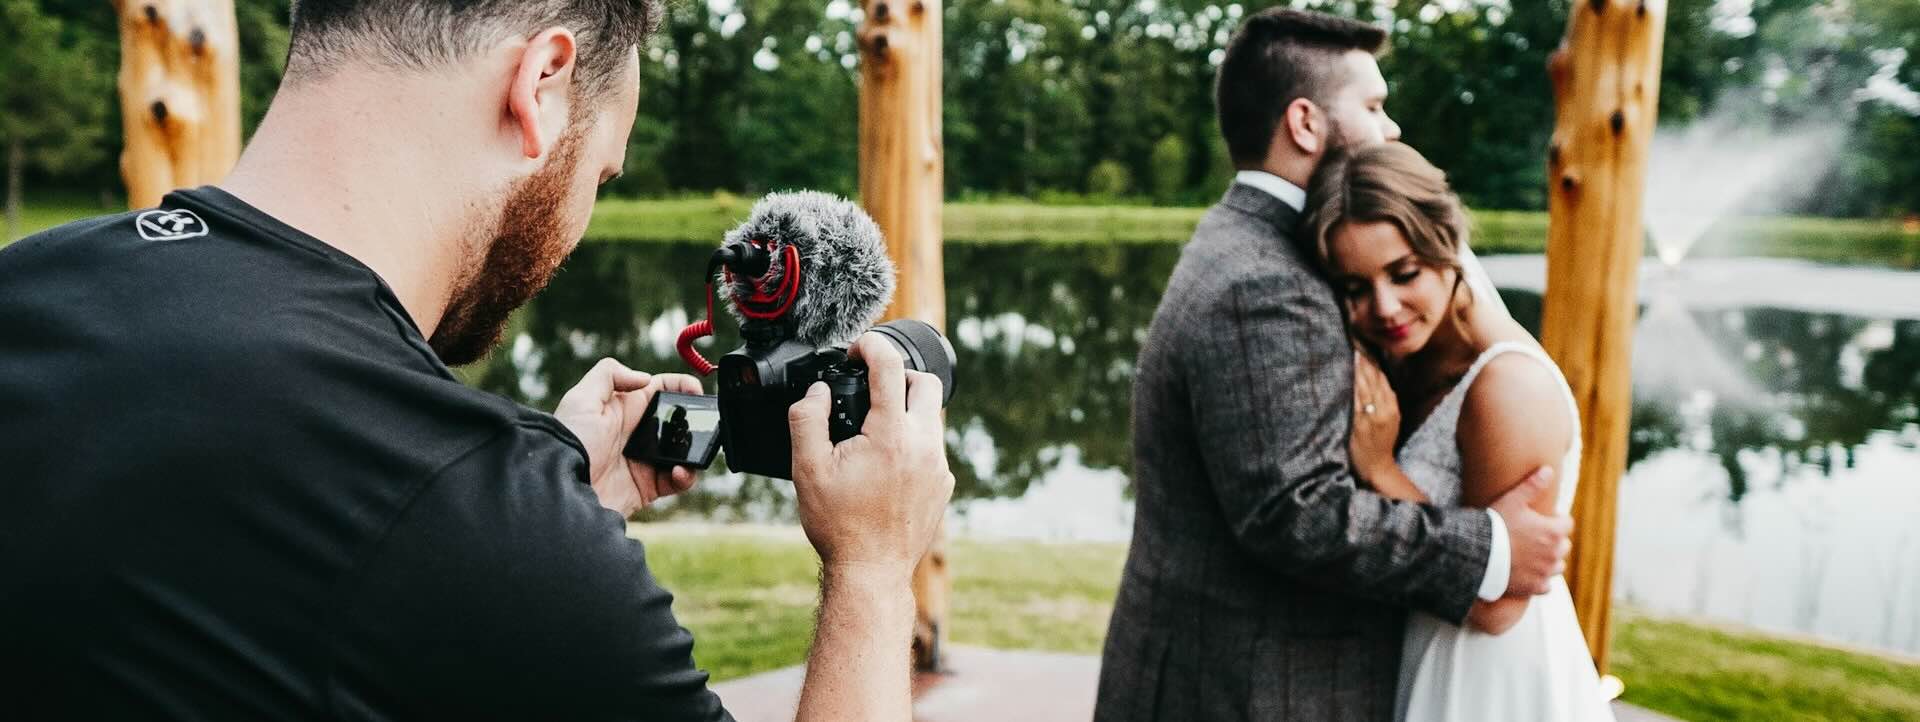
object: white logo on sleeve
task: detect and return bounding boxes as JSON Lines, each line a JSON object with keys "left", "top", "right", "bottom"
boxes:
{"left": 135, "top": 209, "right": 210, "bottom": 241}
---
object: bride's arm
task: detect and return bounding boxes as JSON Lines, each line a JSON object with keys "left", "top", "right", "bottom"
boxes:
{"left": 1457, "top": 353, "right": 1573, "bottom": 635}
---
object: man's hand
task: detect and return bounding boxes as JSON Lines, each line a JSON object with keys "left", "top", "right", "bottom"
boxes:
{"left": 787, "top": 333, "right": 954, "bottom": 722}
{"left": 788, "top": 333, "right": 955, "bottom": 578}
{"left": 1491, "top": 468, "right": 1573, "bottom": 597}
{"left": 552, "top": 358, "right": 703, "bottom": 518}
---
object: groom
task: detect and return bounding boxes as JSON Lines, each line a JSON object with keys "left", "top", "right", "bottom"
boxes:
{"left": 1095, "top": 9, "right": 1575, "bottom": 721}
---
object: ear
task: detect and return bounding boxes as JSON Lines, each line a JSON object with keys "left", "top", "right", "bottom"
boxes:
{"left": 1283, "top": 97, "right": 1323, "bottom": 156}
{"left": 507, "top": 28, "right": 579, "bottom": 160}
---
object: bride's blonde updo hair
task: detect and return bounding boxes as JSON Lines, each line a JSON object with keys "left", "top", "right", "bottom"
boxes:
{"left": 1302, "top": 142, "right": 1473, "bottom": 309}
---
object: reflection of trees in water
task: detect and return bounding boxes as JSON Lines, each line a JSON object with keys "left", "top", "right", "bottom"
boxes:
{"left": 470, "top": 249, "right": 1920, "bottom": 521}
{"left": 460, "top": 242, "right": 1179, "bottom": 518}
{"left": 1505, "top": 288, "right": 1920, "bottom": 504}
{"left": 941, "top": 243, "right": 1177, "bottom": 501}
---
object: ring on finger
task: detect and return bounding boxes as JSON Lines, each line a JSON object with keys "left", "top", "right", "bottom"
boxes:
{"left": 1363, "top": 403, "right": 1377, "bottom": 416}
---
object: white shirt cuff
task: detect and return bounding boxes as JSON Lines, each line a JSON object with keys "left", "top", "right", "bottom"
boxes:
{"left": 1477, "top": 509, "right": 1510, "bottom": 602}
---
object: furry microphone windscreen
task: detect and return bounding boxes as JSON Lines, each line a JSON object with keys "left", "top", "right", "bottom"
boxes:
{"left": 719, "top": 191, "right": 897, "bottom": 348}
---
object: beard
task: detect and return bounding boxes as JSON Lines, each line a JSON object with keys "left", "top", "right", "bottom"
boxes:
{"left": 429, "top": 128, "right": 587, "bottom": 366}
{"left": 1323, "top": 113, "right": 1356, "bottom": 154}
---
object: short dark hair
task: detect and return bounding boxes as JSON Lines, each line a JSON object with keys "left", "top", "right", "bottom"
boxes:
{"left": 1215, "top": 9, "right": 1387, "bottom": 166}
{"left": 286, "top": 0, "right": 663, "bottom": 99}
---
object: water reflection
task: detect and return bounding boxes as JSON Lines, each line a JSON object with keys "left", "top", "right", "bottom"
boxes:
{"left": 466, "top": 242, "right": 1920, "bottom": 654}
{"left": 461, "top": 242, "right": 1178, "bottom": 523}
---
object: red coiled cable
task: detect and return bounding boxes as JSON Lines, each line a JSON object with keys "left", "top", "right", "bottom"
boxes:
{"left": 674, "top": 243, "right": 803, "bottom": 376}
{"left": 676, "top": 283, "right": 718, "bottom": 375}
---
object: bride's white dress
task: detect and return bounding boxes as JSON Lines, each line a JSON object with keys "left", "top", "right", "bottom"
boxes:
{"left": 1391, "top": 340, "right": 1615, "bottom": 722}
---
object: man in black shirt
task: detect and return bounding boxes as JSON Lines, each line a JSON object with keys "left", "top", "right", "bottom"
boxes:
{"left": 0, "top": 1, "right": 953, "bottom": 720}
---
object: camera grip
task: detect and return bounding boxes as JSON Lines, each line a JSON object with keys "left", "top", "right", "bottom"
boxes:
{"left": 825, "top": 369, "right": 867, "bottom": 443}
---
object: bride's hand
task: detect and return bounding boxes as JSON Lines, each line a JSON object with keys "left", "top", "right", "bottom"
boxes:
{"left": 1350, "top": 346, "right": 1402, "bottom": 485}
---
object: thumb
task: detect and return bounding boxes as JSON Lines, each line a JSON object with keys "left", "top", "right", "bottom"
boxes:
{"left": 788, "top": 383, "right": 833, "bottom": 481}
{"left": 616, "top": 386, "right": 654, "bottom": 436}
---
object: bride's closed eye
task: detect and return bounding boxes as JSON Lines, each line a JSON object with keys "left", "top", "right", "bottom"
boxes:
{"left": 1337, "top": 266, "right": 1424, "bottom": 301}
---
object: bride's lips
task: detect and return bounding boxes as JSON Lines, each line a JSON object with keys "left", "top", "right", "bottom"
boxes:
{"left": 1379, "top": 322, "right": 1412, "bottom": 342}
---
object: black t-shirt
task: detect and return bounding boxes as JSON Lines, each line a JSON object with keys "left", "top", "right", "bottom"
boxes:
{"left": 0, "top": 188, "right": 733, "bottom": 720}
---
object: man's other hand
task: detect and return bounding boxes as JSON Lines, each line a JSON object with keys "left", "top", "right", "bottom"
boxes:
{"left": 554, "top": 358, "right": 703, "bottom": 518}
{"left": 1492, "top": 468, "right": 1574, "bottom": 597}
{"left": 788, "top": 333, "right": 955, "bottom": 579}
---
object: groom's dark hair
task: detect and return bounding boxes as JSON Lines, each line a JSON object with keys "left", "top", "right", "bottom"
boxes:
{"left": 1216, "top": 9, "right": 1387, "bottom": 166}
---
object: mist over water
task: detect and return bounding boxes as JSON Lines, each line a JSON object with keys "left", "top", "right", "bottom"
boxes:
{"left": 1643, "top": 115, "right": 1845, "bottom": 266}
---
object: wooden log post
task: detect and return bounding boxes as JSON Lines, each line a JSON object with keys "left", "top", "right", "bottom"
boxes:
{"left": 858, "top": 0, "right": 948, "bottom": 673}
{"left": 1541, "top": 0, "right": 1666, "bottom": 674}
{"left": 115, "top": 0, "right": 241, "bottom": 209}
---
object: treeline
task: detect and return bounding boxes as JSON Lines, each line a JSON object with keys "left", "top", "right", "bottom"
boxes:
{"left": 8, "top": 0, "right": 1920, "bottom": 217}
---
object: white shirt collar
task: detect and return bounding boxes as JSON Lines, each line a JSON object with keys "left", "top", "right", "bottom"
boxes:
{"left": 1233, "top": 170, "right": 1307, "bottom": 212}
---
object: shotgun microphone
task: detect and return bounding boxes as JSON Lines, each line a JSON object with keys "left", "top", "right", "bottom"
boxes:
{"left": 717, "top": 191, "right": 898, "bottom": 348}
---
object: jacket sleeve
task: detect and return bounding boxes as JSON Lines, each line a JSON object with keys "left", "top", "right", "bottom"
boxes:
{"left": 1187, "top": 270, "right": 1492, "bottom": 624}
{"left": 327, "top": 424, "right": 733, "bottom": 722}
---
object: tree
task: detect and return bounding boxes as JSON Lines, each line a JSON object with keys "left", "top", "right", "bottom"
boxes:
{"left": 0, "top": 0, "right": 112, "bottom": 239}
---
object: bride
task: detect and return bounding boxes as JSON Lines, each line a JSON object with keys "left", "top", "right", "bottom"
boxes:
{"left": 1301, "top": 142, "right": 1615, "bottom": 722}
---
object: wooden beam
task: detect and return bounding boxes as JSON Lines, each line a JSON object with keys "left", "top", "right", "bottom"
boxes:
{"left": 1541, "top": 0, "right": 1667, "bottom": 674}
{"left": 115, "top": 0, "right": 241, "bottom": 209}
{"left": 858, "top": 0, "right": 948, "bottom": 672}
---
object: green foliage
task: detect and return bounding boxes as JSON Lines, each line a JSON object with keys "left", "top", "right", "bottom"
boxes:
{"left": 1148, "top": 134, "right": 1189, "bottom": 205}
{"left": 0, "top": 0, "right": 114, "bottom": 198}
{"left": 1085, "top": 159, "right": 1132, "bottom": 198}
{"left": 16, "top": 0, "right": 1920, "bottom": 219}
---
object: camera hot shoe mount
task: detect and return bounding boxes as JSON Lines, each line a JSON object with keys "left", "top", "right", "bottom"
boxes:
{"left": 676, "top": 239, "right": 802, "bottom": 376}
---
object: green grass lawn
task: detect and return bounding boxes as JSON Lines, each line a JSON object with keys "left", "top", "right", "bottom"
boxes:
{"left": 587, "top": 197, "right": 1920, "bottom": 269}
{"left": 7, "top": 203, "right": 104, "bottom": 242}
{"left": 18, "top": 198, "right": 1917, "bottom": 268}
{"left": 638, "top": 524, "right": 1920, "bottom": 722}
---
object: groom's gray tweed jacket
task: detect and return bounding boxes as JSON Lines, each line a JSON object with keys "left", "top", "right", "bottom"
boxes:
{"left": 1094, "top": 183, "right": 1494, "bottom": 722}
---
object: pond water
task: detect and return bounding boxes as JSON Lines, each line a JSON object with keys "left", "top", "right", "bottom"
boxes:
{"left": 466, "top": 242, "right": 1920, "bottom": 658}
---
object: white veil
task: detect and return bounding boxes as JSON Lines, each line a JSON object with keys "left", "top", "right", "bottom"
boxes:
{"left": 1458, "top": 243, "right": 1511, "bottom": 321}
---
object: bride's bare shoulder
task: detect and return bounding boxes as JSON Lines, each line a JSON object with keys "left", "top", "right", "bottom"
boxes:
{"left": 1456, "top": 349, "right": 1572, "bottom": 507}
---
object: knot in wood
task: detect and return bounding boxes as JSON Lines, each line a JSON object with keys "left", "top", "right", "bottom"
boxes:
{"left": 143, "top": 4, "right": 159, "bottom": 24}
{"left": 1588, "top": 0, "right": 1606, "bottom": 13}
{"left": 189, "top": 28, "right": 207, "bottom": 54}
{"left": 150, "top": 100, "right": 169, "bottom": 125}
{"left": 874, "top": 2, "right": 891, "bottom": 22}
{"left": 1609, "top": 110, "right": 1626, "bottom": 135}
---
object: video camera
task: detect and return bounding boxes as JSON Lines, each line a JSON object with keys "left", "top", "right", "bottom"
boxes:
{"left": 622, "top": 193, "right": 957, "bottom": 480}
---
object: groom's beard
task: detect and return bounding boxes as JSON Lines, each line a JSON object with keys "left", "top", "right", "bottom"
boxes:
{"left": 1323, "top": 114, "right": 1357, "bottom": 154}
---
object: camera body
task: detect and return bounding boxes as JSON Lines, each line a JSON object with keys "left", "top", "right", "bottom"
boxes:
{"left": 624, "top": 316, "right": 953, "bottom": 480}
{"left": 714, "top": 326, "right": 872, "bottom": 479}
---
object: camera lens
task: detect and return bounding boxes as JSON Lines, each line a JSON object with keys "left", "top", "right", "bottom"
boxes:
{"left": 870, "top": 319, "right": 957, "bottom": 407}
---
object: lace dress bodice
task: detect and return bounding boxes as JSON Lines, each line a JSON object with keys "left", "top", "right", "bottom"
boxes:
{"left": 1393, "top": 341, "right": 1583, "bottom": 515}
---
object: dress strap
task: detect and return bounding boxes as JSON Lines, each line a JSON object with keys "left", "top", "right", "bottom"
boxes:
{"left": 1451, "top": 341, "right": 1582, "bottom": 439}
{"left": 1453, "top": 341, "right": 1540, "bottom": 398}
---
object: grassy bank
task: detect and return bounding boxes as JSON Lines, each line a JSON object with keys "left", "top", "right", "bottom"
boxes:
{"left": 16, "top": 198, "right": 1917, "bottom": 268}
{"left": 595, "top": 197, "right": 1920, "bottom": 269}
{"left": 639, "top": 524, "right": 1920, "bottom": 722}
